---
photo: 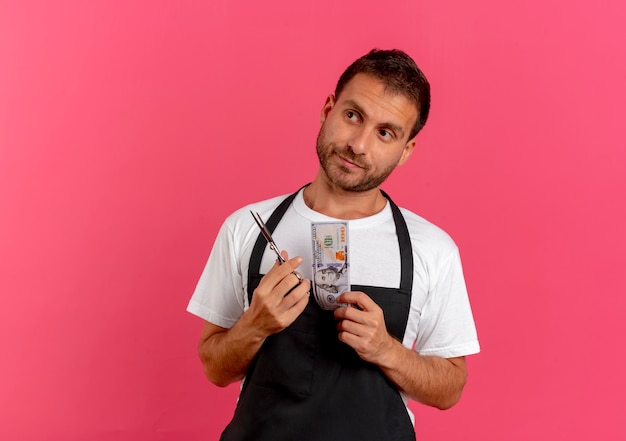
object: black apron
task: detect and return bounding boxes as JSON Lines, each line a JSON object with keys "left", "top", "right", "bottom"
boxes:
{"left": 220, "top": 188, "right": 415, "bottom": 441}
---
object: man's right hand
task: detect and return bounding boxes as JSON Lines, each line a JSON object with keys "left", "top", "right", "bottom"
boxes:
{"left": 245, "top": 252, "right": 310, "bottom": 337}
{"left": 198, "top": 251, "right": 309, "bottom": 387}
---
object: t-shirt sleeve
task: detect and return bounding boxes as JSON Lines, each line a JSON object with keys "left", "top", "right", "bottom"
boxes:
{"left": 186, "top": 220, "right": 246, "bottom": 328}
{"left": 414, "top": 248, "right": 480, "bottom": 358}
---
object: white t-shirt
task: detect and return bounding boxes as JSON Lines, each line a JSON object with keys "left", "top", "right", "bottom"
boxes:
{"left": 188, "top": 190, "right": 480, "bottom": 359}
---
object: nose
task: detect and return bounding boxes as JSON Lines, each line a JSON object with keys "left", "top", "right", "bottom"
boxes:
{"left": 347, "top": 128, "right": 370, "bottom": 155}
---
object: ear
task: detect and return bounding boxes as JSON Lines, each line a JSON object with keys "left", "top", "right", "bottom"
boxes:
{"left": 397, "top": 137, "right": 417, "bottom": 166}
{"left": 320, "top": 94, "right": 336, "bottom": 124}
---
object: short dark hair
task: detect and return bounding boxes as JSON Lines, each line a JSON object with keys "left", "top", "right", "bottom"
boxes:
{"left": 334, "top": 49, "right": 431, "bottom": 139}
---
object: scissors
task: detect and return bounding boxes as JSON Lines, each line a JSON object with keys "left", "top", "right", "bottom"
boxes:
{"left": 251, "top": 211, "right": 303, "bottom": 283}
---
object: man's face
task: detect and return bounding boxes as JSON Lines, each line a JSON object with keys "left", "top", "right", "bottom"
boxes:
{"left": 316, "top": 73, "right": 418, "bottom": 192}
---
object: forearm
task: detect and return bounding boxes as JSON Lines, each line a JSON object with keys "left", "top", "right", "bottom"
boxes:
{"left": 198, "top": 313, "right": 268, "bottom": 387}
{"left": 334, "top": 292, "right": 468, "bottom": 410}
{"left": 377, "top": 339, "right": 467, "bottom": 410}
{"left": 198, "top": 258, "right": 311, "bottom": 387}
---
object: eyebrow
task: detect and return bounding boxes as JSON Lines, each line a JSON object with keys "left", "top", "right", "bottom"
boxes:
{"left": 342, "top": 99, "right": 406, "bottom": 139}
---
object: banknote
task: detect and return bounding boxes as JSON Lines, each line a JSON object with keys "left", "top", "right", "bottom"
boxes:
{"left": 311, "top": 222, "right": 350, "bottom": 310}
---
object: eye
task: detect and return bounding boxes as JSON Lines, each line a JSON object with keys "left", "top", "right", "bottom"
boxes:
{"left": 378, "top": 129, "right": 394, "bottom": 140}
{"left": 346, "top": 110, "right": 361, "bottom": 123}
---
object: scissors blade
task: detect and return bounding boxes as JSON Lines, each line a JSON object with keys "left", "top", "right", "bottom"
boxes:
{"left": 250, "top": 211, "right": 302, "bottom": 284}
{"left": 250, "top": 211, "right": 286, "bottom": 263}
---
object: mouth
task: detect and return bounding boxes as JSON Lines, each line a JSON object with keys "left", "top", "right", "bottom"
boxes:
{"left": 336, "top": 153, "right": 365, "bottom": 170}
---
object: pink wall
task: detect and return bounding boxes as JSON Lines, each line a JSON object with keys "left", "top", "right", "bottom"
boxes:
{"left": 1, "top": 0, "right": 625, "bottom": 439}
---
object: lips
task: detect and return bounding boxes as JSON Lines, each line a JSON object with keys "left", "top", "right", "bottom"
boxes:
{"left": 336, "top": 152, "right": 366, "bottom": 169}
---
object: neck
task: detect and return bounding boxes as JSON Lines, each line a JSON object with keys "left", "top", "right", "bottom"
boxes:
{"left": 303, "top": 171, "right": 387, "bottom": 220}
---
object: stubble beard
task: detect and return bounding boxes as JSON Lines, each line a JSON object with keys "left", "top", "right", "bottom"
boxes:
{"left": 315, "top": 125, "right": 397, "bottom": 193}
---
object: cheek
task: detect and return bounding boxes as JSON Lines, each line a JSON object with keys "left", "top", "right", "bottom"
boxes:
{"left": 324, "top": 118, "right": 354, "bottom": 142}
{"left": 322, "top": 124, "right": 340, "bottom": 143}
{"left": 371, "top": 149, "right": 405, "bottom": 170}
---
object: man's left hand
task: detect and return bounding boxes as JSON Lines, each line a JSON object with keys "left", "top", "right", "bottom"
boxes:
{"left": 333, "top": 291, "right": 395, "bottom": 365}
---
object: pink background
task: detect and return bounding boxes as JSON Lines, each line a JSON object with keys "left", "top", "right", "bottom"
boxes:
{"left": 1, "top": 0, "right": 625, "bottom": 439}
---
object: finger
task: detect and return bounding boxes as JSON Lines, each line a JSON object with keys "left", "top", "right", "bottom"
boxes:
{"left": 285, "top": 271, "right": 304, "bottom": 292}
{"left": 276, "top": 271, "right": 306, "bottom": 298}
{"left": 273, "top": 255, "right": 304, "bottom": 281}
{"left": 335, "top": 315, "right": 360, "bottom": 334}
{"left": 259, "top": 255, "right": 303, "bottom": 290}
{"left": 279, "top": 256, "right": 305, "bottom": 286}
{"left": 336, "top": 321, "right": 371, "bottom": 350}
{"left": 334, "top": 299, "right": 384, "bottom": 331}
{"left": 284, "top": 254, "right": 304, "bottom": 272}
{"left": 281, "top": 279, "right": 311, "bottom": 309}
{"left": 336, "top": 291, "right": 377, "bottom": 311}
{"left": 282, "top": 284, "right": 310, "bottom": 324}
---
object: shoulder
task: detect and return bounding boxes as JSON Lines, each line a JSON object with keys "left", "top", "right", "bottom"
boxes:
{"left": 398, "top": 206, "right": 459, "bottom": 258}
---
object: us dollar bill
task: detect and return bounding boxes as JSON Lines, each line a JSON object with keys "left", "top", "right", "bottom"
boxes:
{"left": 311, "top": 222, "right": 349, "bottom": 310}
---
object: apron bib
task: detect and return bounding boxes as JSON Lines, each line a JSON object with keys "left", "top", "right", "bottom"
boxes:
{"left": 221, "top": 187, "right": 415, "bottom": 441}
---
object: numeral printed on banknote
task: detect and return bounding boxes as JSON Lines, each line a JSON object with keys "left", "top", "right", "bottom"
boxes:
{"left": 311, "top": 222, "right": 349, "bottom": 310}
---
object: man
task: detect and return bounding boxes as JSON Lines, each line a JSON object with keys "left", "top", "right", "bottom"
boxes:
{"left": 187, "top": 49, "right": 480, "bottom": 440}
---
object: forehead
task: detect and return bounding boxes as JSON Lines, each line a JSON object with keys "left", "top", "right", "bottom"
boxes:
{"left": 335, "top": 74, "right": 418, "bottom": 133}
